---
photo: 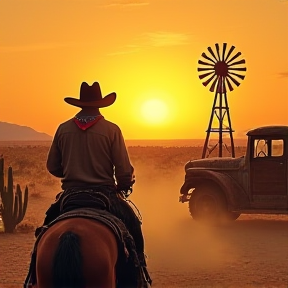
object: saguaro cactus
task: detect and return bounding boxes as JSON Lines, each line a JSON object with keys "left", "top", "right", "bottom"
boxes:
{"left": 0, "top": 157, "right": 4, "bottom": 192}
{"left": 0, "top": 157, "right": 29, "bottom": 233}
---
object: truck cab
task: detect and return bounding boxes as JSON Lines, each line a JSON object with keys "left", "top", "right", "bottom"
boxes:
{"left": 179, "top": 126, "right": 288, "bottom": 223}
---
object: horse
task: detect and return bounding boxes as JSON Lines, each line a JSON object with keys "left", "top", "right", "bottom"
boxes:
{"left": 28, "top": 209, "right": 147, "bottom": 288}
{"left": 35, "top": 217, "right": 118, "bottom": 288}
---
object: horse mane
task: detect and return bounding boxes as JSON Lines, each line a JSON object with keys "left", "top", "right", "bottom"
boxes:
{"left": 53, "top": 231, "right": 85, "bottom": 288}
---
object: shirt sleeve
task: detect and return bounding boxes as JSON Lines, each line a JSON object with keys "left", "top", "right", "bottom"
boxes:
{"left": 46, "top": 127, "right": 64, "bottom": 178}
{"left": 111, "top": 127, "right": 135, "bottom": 188}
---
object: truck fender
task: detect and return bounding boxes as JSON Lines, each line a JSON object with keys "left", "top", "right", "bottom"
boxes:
{"left": 181, "top": 169, "right": 249, "bottom": 210}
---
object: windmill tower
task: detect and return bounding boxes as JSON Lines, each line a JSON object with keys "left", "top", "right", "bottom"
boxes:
{"left": 198, "top": 43, "right": 247, "bottom": 158}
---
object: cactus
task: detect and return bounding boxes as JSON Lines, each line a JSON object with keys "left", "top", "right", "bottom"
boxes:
{"left": 0, "top": 157, "right": 29, "bottom": 233}
{"left": 0, "top": 157, "right": 3, "bottom": 191}
{"left": 0, "top": 156, "right": 4, "bottom": 222}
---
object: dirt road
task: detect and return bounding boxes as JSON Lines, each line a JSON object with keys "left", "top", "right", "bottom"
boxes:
{"left": 0, "top": 166, "right": 288, "bottom": 288}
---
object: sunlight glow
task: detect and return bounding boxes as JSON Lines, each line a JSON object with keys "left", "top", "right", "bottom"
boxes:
{"left": 141, "top": 98, "right": 169, "bottom": 125}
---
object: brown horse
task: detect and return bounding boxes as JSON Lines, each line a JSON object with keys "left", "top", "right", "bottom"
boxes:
{"left": 34, "top": 216, "right": 140, "bottom": 288}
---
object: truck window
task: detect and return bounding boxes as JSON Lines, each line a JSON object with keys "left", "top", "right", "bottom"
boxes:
{"left": 254, "top": 139, "right": 268, "bottom": 158}
{"left": 253, "top": 139, "right": 284, "bottom": 158}
{"left": 271, "top": 139, "right": 284, "bottom": 156}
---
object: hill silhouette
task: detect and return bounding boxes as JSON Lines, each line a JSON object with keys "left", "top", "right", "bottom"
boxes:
{"left": 0, "top": 121, "right": 52, "bottom": 141}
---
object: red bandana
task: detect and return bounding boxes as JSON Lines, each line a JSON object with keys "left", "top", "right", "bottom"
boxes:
{"left": 73, "top": 115, "right": 103, "bottom": 131}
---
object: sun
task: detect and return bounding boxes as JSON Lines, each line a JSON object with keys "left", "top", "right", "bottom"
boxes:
{"left": 140, "top": 99, "right": 169, "bottom": 124}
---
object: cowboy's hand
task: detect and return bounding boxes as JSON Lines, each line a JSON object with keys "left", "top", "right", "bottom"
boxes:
{"left": 116, "top": 185, "right": 133, "bottom": 198}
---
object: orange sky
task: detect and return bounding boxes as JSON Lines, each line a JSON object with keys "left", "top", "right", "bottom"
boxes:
{"left": 0, "top": 0, "right": 287, "bottom": 139}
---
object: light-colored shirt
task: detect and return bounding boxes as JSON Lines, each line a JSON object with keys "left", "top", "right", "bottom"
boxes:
{"left": 46, "top": 116, "right": 134, "bottom": 190}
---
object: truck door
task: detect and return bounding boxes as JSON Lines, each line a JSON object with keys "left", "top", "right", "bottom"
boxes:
{"left": 250, "top": 138, "right": 287, "bottom": 209}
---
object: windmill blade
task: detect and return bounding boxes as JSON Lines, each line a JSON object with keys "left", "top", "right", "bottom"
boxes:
{"left": 224, "top": 45, "right": 235, "bottom": 62}
{"left": 215, "top": 43, "right": 221, "bottom": 61}
{"left": 228, "top": 71, "right": 245, "bottom": 80}
{"left": 224, "top": 77, "right": 234, "bottom": 91}
{"left": 198, "top": 67, "right": 215, "bottom": 72}
{"left": 227, "top": 74, "right": 240, "bottom": 86}
{"left": 228, "top": 67, "right": 247, "bottom": 72}
{"left": 207, "top": 46, "right": 218, "bottom": 62}
{"left": 199, "top": 71, "right": 214, "bottom": 80}
{"left": 209, "top": 76, "right": 219, "bottom": 92}
{"left": 202, "top": 73, "right": 216, "bottom": 87}
{"left": 201, "top": 52, "right": 216, "bottom": 63}
{"left": 226, "top": 51, "right": 242, "bottom": 64}
{"left": 228, "top": 59, "right": 246, "bottom": 66}
{"left": 198, "top": 60, "right": 215, "bottom": 66}
{"left": 222, "top": 43, "right": 227, "bottom": 61}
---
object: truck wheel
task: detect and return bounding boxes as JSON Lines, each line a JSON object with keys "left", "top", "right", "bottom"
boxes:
{"left": 189, "top": 188, "right": 225, "bottom": 223}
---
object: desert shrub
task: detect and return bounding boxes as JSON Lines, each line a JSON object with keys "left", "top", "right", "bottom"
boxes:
{"left": 16, "top": 222, "right": 35, "bottom": 233}
{"left": 128, "top": 145, "right": 246, "bottom": 173}
{"left": 0, "top": 143, "right": 58, "bottom": 189}
{"left": 0, "top": 142, "right": 247, "bottom": 194}
{"left": 29, "top": 190, "right": 42, "bottom": 198}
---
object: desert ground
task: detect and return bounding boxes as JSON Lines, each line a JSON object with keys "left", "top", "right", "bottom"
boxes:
{"left": 0, "top": 142, "right": 287, "bottom": 288}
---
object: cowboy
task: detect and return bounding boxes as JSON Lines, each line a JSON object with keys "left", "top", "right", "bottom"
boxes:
{"left": 34, "top": 81, "right": 151, "bottom": 285}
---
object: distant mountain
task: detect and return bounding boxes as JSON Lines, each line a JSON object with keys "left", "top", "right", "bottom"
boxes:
{"left": 0, "top": 121, "right": 52, "bottom": 141}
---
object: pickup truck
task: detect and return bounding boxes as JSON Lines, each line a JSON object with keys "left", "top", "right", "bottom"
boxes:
{"left": 179, "top": 126, "right": 288, "bottom": 223}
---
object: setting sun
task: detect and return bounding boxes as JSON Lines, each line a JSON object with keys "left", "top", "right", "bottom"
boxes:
{"left": 140, "top": 99, "right": 169, "bottom": 125}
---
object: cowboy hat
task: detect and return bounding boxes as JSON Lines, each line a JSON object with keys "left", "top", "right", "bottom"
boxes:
{"left": 64, "top": 82, "right": 116, "bottom": 108}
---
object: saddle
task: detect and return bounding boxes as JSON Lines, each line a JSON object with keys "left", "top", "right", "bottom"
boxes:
{"left": 49, "top": 207, "right": 138, "bottom": 263}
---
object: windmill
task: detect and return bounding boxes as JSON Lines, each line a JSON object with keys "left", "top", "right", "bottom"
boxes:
{"left": 198, "top": 43, "right": 247, "bottom": 158}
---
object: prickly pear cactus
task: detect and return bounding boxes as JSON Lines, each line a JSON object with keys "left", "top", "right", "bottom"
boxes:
{"left": 0, "top": 157, "right": 29, "bottom": 233}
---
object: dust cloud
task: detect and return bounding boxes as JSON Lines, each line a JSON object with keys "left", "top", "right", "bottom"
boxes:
{"left": 125, "top": 161, "right": 288, "bottom": 287}
{"left": 128, "top": 162, "right": 236, "bottom": 272}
